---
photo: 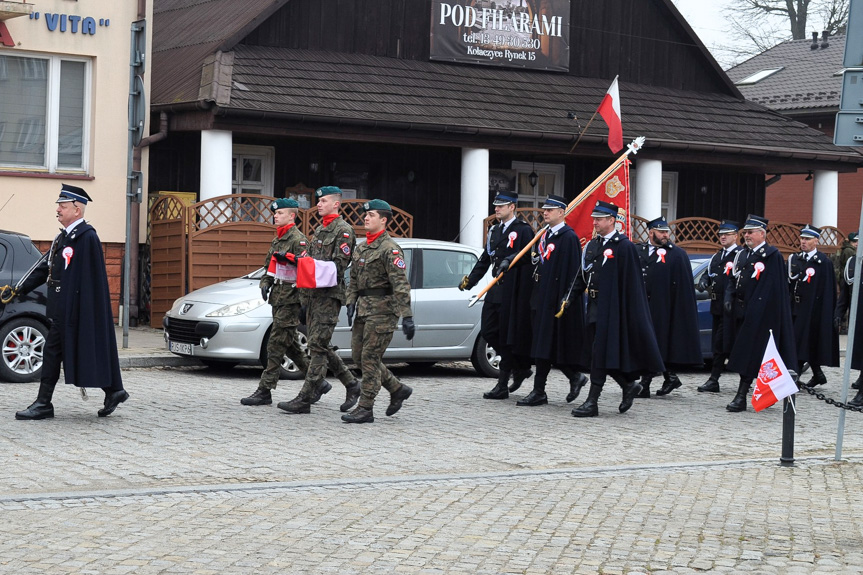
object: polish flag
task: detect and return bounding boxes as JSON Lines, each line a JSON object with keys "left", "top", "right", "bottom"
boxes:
{"left": 751, "top": 331, "right": 797, "bottom": 412}
{"left": 597, "top": 76, "right": 623, "bottom": 154}
{"left": 296, "top": 258, "right": 338, "bottom": 289}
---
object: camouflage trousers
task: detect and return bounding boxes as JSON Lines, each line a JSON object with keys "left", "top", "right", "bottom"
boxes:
{"left": 259, "top": 303, "right": 308, "bottom": 390}
{"left": 300, "top": 296, "right": 355, "bottom": 397}
{"left": 351, "top": 315, "right": 402, "bottom": 409}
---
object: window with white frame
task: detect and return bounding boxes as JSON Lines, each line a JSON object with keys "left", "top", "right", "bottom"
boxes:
{"left": 511, "top": 161, "right": 565, "bottom": 208}
{"left": 231, "top": 145, "right": 275, "bottom": 222}
{"left": 0, "top": 54, "right": 90, "bottom": 172}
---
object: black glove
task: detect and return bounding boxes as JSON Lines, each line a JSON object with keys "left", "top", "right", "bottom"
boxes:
{"left": 402, "top": 317, "right": 416, "bottom": 341}
{"left": 273, "top": 251, "right": 296, "bottom": 264}
{"left": 458, "top": 275, "right": 471, "bottom": 291}
{"left": 299, "top": 305, "right": 307, "bottom": 325}
{"left": 724, "top": 300, "right": 732, "bottom": 315}
{"left": 261, "top": 285, "right": 270, "bottom": 302}
{"left": 346, "top": 303, "right": 356, "bottom": 327}
{"left": 835, "top": 316, "right": 842, "bottom": 332}
{"left": 493, "top": 258, "right": 511, "bottom": 277}
{"left": 697, "top": 274, "right": 709, "bottom": 292}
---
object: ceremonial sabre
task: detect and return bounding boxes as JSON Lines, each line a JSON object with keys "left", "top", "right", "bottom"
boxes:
{"left": 468, "top": 136, "right": 645, "bottom": 308}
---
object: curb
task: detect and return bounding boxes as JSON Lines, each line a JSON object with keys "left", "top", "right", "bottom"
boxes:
{"left": 119, "top": 355, "right": 199, "bottom": 369}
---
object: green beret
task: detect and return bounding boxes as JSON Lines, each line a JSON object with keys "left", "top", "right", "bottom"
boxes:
{"left": 850, "top": 232, "right": 859, "bottom": 242}
{"left": 271, "top": 197, "right": 299, "bottom": 210}
{"left": 315, "top": 186, "right": 342, "bottom": 198}
{"left": 361, "top": 199, "right": 392, "bottom": 213}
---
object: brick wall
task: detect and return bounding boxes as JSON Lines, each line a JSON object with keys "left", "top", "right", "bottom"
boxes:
{"left": 765, "top": 171, "right": 863, "bottom": 236}
{"left": 34, "top": 240, "right": 125, "bottom": 323}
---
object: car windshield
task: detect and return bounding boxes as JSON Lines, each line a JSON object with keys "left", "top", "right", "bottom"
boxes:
{"left": 245, "top": 268, "right": 266, "bottom": 279}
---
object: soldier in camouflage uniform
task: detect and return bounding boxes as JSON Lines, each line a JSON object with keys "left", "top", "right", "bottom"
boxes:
{"left": 342, "top": 199, "right": 415, "bottom": 424}
{"left": 241, "top": 198, "right": 329, "bottom": 406}
{"left": 280, "top": 186, "right": 361, "bottom": 414}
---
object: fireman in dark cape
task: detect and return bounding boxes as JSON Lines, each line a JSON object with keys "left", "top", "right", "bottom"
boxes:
{"left": 15, "top": 184, "right": 126, "bottom": 420}
{"left": 636, "top": 216, "right": 702, "bottom": 397}
{"left": 516, "top": 195, "right": 588, "bottom": 407}
{"left": 838, "top": 257, "right": 863, "bottom": 406}
{"left": 571, "top": 201, "right": 665, "bottom": 418}
{"left": 724, "top": 215, "right": 797, "bottom": 412}
{"left": 459, "top": 191, "right": 534, "bottom": 400}
{"left": 788, "top": 224, "right": 839, "bottom": 386}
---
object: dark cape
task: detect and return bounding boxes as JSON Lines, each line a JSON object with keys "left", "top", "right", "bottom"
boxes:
{"left": 639, "top": 242, "right": 703, "bottom": 367}
{"left": 789, "top": 251, "right": 839, "bottom": 367}
{"left": 726, "top": 244, "right": 797, "bottom": 379}
{"left": 22, "top": 223, "right": 122, "bottom": 388}
{"left": 499, "top": 219, "right": 535, "bottom": 357}
{"left": 583, "top": 232, "right": 665, "bottom": 376}
{"left": 705, "top": 245, "right": 741, "bottom": 354}
{"left": 529, "top": 224, "right": 585, "bottom": 366}
{"left": 837, "top": 259, "right": 863, "bottom": 370}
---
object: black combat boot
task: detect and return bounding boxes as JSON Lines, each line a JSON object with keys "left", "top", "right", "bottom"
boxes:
{"left": 278, "top": 394, "right": 311, "bottom": 414}
{"left": 803, "top": 366, "right": 827, "bottom": 388}
{"left": 571, "top": 383, "right": 602, "bottom": 418}
{"left": 563, "top": 370, "right": 587, "bottom": 403}
{"left": 619, "top": 380, "right": 643, "bottom": 413}
{"left": 15, "top": 382, "right": 56, "bottom": 420}
{"left": 309, "top": 379, "right": 332, "bottom": 404}
{"left": 240, "top": 387, "right": 272, "bottom": 406}
{"left": 726, "top": 378, "right": 752, "bottom": 412}
{"left": 655, "top": 372, "right": 682, "bottom": 396}
{"left": 508, "top": 368, "right": 532, "bottom": 392}
{"left": 341, "top": 380, "right": 361, "bottom": 412}
{"left": 516, "top": 369, "right": 548, "bottom": 406}
{"left": 697, "top": 377, "right": 720, "bottom": 393}
{"left": 386, "top": 384, "right": 413, "bottom": 416}
{"left": 637, "top": 374, "right": 652, "bottom": 398}
{"left": 98, "top": 389, "right": 130, "bottom": 417}
{"left": 341, "top": 405, "right": 374, "bottom": 423}
{"left": 483, "top": 369, "right": 511, "bottom": 400}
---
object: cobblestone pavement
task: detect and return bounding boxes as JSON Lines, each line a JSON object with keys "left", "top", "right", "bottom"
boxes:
{"left": 1, "top": 363, "right": 862, "bottom": 573}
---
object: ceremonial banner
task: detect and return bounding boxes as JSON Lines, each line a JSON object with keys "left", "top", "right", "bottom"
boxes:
{"left": 429, "top": 0, "right": 571, "bottom": 72}
{"left": 564, "top": 159, "right": 631, "bottom": 245}
{"left": 598, "top": 76, "right": 623, "bottom": 153}
{"left": 752, "top": 332, "right": 798, "bottom": 412}
{"left": 296, "top": 258, "right": 338, "bottom": 289}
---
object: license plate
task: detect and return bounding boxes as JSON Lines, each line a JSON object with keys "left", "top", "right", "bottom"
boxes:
{"left": 169, "top": 341, "right": 193, "bottom": 355}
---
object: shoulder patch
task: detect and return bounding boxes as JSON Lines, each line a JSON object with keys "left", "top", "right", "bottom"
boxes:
{"left": 392, "top": 249, "right": 400, "bottom": 255}
{"left": 394, "top": 257, "right": 406, "bottom": 269}
{"left": 343, "top": 232, "right": 350, "bottom": 238}
{"left": 340, "top": 243, "right": 351, "bottom": 255}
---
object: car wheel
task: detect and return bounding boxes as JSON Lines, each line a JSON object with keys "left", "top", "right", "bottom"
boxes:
{"left": 470, "top": 335, "right": 500, "bottom": 378}
{"left": 260, "top": 325, "right": 309, "bottom": 380}
{"left": 200, "top": 359, "right": 239, "bottom": 371}
{"left": 0, "top": 318, "right": 48, "bottom": 383}
{"left": 407, "top": 361, "right": 436, "bottom": 369}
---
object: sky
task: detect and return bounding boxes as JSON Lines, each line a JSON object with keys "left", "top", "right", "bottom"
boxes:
{"left": 670, "top": 0, "right": 740, "bottom": 68}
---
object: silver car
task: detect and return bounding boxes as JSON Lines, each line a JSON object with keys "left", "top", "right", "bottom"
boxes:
{"left": 163, "top": 238, "right": 498, "bottom": 377}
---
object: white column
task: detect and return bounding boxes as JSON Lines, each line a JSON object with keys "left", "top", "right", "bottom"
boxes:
{"left": 812, "top": 170, "right": 839, "bottom": 228}
{"left": 460, "top": 148, "right": 489, "bottom": 247}
{"left": 634, "top": 158, "right": 663, "bottom": 220}
{"left": 200, "top": 130, "right": 233, "bottom": 201}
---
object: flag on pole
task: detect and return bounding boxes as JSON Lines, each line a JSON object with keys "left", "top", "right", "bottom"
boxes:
{"left": 296, "top": 258, "right": 338, "bottom": 289}
{"left": 564, "top": 158, "right": 632, "bottom": 243}
{"left": 751, "top": 331, "right": 797, "bottom": 412}
{"left": 597, "top": 76, "right": 623, "bottom": 154}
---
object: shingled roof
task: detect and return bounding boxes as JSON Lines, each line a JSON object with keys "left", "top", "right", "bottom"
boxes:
{"left": 198, "top": 45, "right": 858, "bottom": 164}
{"left": 727, "top": 34, "right": 844, "bottom": 114}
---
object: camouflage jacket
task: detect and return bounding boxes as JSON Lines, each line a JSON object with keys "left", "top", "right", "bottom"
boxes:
{"left": 347, "top": 231, "right": 412, "bottom": 319}
{"left": 303, "top": 215, "right": 355, "bottom": 304}
{"left": 259, "top": 224, "right": 309, "bottom": 306}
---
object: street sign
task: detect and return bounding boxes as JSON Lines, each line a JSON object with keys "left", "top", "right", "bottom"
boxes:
{"left": 845, "top": 0, "right": 863, "bottom": 67}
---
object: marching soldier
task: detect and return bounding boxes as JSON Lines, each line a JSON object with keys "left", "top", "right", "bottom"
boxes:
{"left": 241, "top": 198, "right": 323, "bottom": 406}
{"left": 342, "top": 200, "right": 415, "bottom": 423}
{"left": 724, "top": 215, "right": 797, "bottom": 412}
{"left": 637, "top": 217, "right": 702, "bottom": 397}
{"left": 459, "top": 191, "right": 534, "bottom": 399}
{"left": 788, "top": 224, "right": 839, "bottom": 387}
{"left": 279, "top": 186, "right": 361, "bottom": 415}
{"left": 517, "top": 195, "right": 588, "bottom": 407}
{"left": 571, "top": 201, "right": 664, "bottom": 418}
{"left": 837, "top": 257, "right": 863, "bottom": 405}
{"left": 697, "top": 220, "right": 742, "bottom": 393}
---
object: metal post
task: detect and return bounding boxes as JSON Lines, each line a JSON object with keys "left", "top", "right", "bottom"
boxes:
{"left": 780, "top": 395, "right": 795, "bottom": 466}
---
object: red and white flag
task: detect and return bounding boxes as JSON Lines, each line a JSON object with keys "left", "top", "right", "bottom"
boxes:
{"left": 296, "top": 258, "right": 338, "bottom": 289}
{"left": 564, "top": 158, "right": 632, "bottom": 243}
{"left": 752, "top": 331, "right": 797, "bottom": 412}
{"left": 597, "top": 76, "right": 623, "bottom": 154}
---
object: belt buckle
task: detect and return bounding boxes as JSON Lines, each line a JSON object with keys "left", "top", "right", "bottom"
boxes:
{"left": 794, "top": 295, "right": 800, "bottom": 303}
{"left": 710, "top": 293, "right": 717, "bottom": 300}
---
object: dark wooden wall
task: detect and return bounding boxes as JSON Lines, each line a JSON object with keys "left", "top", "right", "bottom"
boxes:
{"left": 675, "top": 169, "right": 765, "bottom": 223}
{"left": 242, "top": 0, "right": 732, "bottom": 94}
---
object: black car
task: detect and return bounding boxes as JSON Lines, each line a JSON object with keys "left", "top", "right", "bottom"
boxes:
{"left": 690, "top": 254, "right": 714, "bottom": 358}
{"left": 0, "top": 230, "right": 49, "bottom": 383}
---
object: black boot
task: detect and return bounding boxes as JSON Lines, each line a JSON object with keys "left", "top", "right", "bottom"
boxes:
{"left": 309, "top": 379, "right": 332, "bottom": 404}
{"left": 508, "top": 368, "right": 532, "bottom": 392}
{"left": 15, "top": 382, "right": 56, "bottom": 420}
{"left": 98, "top": 389, "right": 129, "bottom": 417}
{"left": 572, "top": 383, "right": 602, "bottom": 417}
{"left": 386, "top": 384, "right": 413, "bottom": 416}
{"left": 240, "top": 387, "right": 272, "bottom": 406}
{"left": 655, "top": 373, "right": 682, "bottom": 396}
{"left": 726, "top": 379, "right": 752, "bottom": 412}
{"left": 619, "top": 380, "right": 643, "bottom": 413}
{"left": 637, "top": 375, "right": 652, "bottom": 398}
{"left": 278, "top": 394, "right": 311, "bottom": 414}
{"left": 484, "top": 370, "right": 511, "bottom": 400}
{"left": 341, "top": 406, "right": 374, "bottom": 423}
{"left": 803, "top": 366, "right": 827, "bottom": 388}
{"left": 697, "top": 377, "right": 720, "bottom": 393}
{"left": 849, "top": 387, "right": 863, "bottom": 407}
{"left": 565, "top": 372, "right": 587, "bottom": 403}
{"left": 341, "top": 380, "right": 361, "bottom": 412}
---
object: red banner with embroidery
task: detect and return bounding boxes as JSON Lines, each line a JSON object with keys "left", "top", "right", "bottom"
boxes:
{"left": 564, "top": 159, "right": 631, "bottom": 246}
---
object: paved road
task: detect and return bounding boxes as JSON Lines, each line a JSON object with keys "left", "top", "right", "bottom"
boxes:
{"left": 2, "top": 362, "right": 862, "bottom": 574}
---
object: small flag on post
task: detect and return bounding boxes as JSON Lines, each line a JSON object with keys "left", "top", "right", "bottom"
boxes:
{"left": 752, "top": 331, "right": 797, "bottom": 412}
{"left": 597, "top": 76, "right": 623, "bottom": 154}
